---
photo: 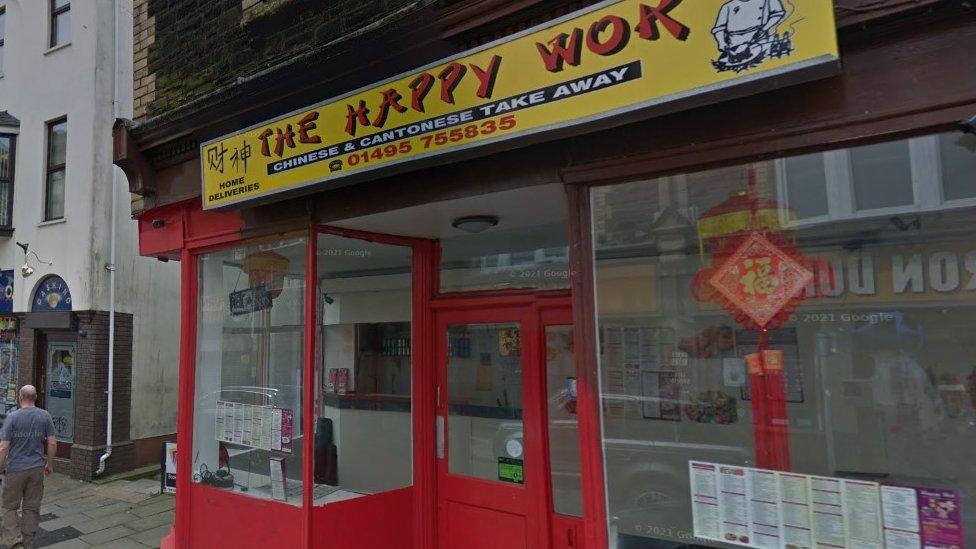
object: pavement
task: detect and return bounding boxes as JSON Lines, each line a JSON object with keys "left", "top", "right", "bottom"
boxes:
{"left": 3, "top": 473, "right": 174, "bottom": 548}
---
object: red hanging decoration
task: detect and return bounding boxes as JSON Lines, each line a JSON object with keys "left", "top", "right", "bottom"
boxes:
{"left": 691, "top": 167, "right": 814, "bottom": 471}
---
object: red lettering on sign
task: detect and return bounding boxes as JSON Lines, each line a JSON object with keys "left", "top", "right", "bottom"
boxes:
{"left": 636, "top": 0, "right": 690, "bottom": 42}
{"left": 587, "top": 15, "right": 631, "bottom": 55}
{"left": 438, "top": 62, "right": 467, "bottom": 104}
{"left": 409, "top": 73, "right": 435, "bottom": 112}
{"left": 345, "top": 100, "right": 372, "bottom": 137}
{"left": 273, "top": 125, "right": 296, "bottom": 157}
{"left": 297, "top": 111, "right": 322, "bottom": 144}
{"left": 470, "top": 55, "right": 503, "bottom": 99}
{"left": 258, "top": 128, "right": 274, "bottom": 157}
{"left": 536, "top": 28, "right": 584, "bottom": 73}
{"left": 373, "top": 88, "right": 409, "bottom": 128}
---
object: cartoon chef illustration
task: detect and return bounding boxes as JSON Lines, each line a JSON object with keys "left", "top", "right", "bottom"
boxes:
{"left": 712, "top": 0, "right": 790, "bottom": 72}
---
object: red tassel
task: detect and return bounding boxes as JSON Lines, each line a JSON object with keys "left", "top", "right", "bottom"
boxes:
{"left": 745, "top": 352, "right": 771, "bottom": 468}
{"left": 762, "top": 349, "right": 792, "bottom": 471}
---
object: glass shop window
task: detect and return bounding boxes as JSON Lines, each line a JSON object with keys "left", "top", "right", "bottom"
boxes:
{"left": 939, "top": 133, "right": 976, "bottom": 201}
{"left": 591, "top": 131, "right": 976, "bottom": 549}
{"left": 192, "top": 235, "right": 306, "bottom": 505}
{"left": 439, "top": 192, "right": 570, "bottom": 292}
{"left": 313, "top": 233, "right": 413, "bottom": 505}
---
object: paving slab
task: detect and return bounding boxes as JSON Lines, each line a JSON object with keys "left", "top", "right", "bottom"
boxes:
{"left": 79, "top": 525, "right": 135, "bottom": 545}
{"left": 130, "top": 497, "right": 174, "bottom": 518}
{"left": 128, "top": 524, "right": 171, "bottom": 548}
{"left": 42, "top": 539, "right": 90, "bottom": 549}
{"left": 125, "top": 510, "right": 174, "bottom": 533}
{"left": 70, "top": 511, "right": 142, "bottom": 535}
{"left": 82, "top": 501, "right": 134, "bottom": 519}
{"left": 98, "top": 539, "right": 151, "bottom": 549}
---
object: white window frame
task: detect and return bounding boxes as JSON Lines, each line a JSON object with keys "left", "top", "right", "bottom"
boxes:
{"left": 776, "top": 134, "right": 976, "bottom": 228}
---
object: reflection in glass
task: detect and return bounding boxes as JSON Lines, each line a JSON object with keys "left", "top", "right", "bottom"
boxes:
{"left": 440, "top": 225, "right": 569, "bottom": 292}
{"left": 447, "top": 323, "right": 524, "bottom": 484}
{"left": 591, "top": 132, "right": 976, "bottom": 548}
{"left": 45, "top": 170, "right": 65, "bottom": 221}
{"left": 47, "top": 121, "right": 67, "bottom": 167}
{"left": 783, "top": 153, "right": 828, "bottom": 219}
{"left": 51, "top": 10, "right": 70, "bottom": 48}
{"left": 940, "top": 133, "right": 976, "bottom": 201}
{"left": 546, "top": 325, "right": 583, "bottom": 517}
{"left": 313, "top": 233, "right": 413, "bottom": 505}
{"left": 851, "top": 140, "right": 914, "bottom": 210}
{"left": 192, "top": 236, "right": 306, "bottom": 505}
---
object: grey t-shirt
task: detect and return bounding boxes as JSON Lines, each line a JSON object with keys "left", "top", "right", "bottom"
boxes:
{"left": 0, "top": 406, "right": 56, "bottom": 473}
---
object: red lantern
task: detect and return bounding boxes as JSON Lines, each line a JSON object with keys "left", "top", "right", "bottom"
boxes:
{"left": 243, "top": 250, "right": 290, "bottom": 299}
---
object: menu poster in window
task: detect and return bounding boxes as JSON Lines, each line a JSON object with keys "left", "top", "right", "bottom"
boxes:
{"left": 779, "top": 473, "right": 813, "bottom": 548}
{"left": 882, "top": 485, "right": 965, "bottom": 549}
{"left": 690, "top": 463, "right": 888, "bottom": 549}
{"left": 690, "top": 462, "right": 721, "bottom": 541}
{"left": 917, "top": 488, "right": 963, "bottom": 549}
{"left": 280, "top": 408, "right": 294, "bottom": 453}
{"left": 641, "top": 371, "right": 681, "bottom": 421}
{"left": 843, "top": 480, "right": 884, "bottom": 549}
{"left": 718, "top": 465, "right": 751, "bottom": 546}
{"left": 810, "top": 476, "right": 846, "bottom": 548}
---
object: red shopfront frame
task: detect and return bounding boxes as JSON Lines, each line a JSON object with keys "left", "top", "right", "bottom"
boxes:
{"left": 165, "top": 197, "right": 612, "bottom": 549}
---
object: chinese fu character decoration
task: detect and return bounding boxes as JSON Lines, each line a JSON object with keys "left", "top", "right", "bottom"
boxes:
{"left": 691, "top": 166, "right": 814, "bottom": 471}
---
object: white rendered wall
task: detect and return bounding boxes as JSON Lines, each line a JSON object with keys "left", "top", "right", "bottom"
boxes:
{"left": 0, "top": 0, "right": 180, "bottom": 442}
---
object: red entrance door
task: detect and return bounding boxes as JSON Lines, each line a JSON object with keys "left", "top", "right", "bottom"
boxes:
{"left": 434, "top": 296, "right": 573, "bottom": 549}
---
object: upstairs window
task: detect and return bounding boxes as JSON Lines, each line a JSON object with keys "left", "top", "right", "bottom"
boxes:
{"left": 45, "top": 118, "right": 66, "bottom": 221}
{"left": 0, "top": 134, "right": 14, "bottom": 229}
{"left": 50, "top": 0, "right": 69, "bottom": 49}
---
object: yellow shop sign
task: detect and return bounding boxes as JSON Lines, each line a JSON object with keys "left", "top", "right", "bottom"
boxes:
{"left": 201, "top": 0, "right": 839, "bottom": 209}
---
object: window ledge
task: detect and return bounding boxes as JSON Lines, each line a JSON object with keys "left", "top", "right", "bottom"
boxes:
{"left": 38, "top": 218, "right": 66, "bottom": 227}
{"left": 44, "top": 42, "right": 71, "bottom": 56}
{"left": 0, "top": 228, "right": 13, "bottom": 238}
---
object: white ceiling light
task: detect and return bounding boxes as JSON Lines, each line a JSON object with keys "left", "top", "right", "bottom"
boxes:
{"left": 451, "top": 215, "right": 499, "bottom": 234}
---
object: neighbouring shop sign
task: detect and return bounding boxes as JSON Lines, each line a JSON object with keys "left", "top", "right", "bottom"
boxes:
{"left": 0, "top": 270, "right": 13, "bottom": 314}
{"left": 32, "top": 275, "right": 72, "bottom": 312}
{"left": 201, "top": 0, "right": 839, "bottom": 209}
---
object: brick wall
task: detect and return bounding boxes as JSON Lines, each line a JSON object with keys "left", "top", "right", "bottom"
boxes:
{"left": 134, "top": 0, "right": 421, "bottom": 122}
{"left": 15, "top": 312, "right": 135, "bottom": 481}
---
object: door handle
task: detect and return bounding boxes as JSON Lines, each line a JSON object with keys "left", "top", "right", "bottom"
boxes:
{"left": 436, "top": 416, "right": 445, "bottom": 459}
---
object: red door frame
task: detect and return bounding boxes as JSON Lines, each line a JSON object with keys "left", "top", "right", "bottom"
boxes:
{"left": 431, "top": 292, "right": 573, "bottom": 549}
{"left": 167, "top": 196, "right": 609, "bottom": 549}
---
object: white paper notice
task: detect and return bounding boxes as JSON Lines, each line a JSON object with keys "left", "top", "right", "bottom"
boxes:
{"left": 690, "top": 462, "right": 721, "bottom": 542}
{"left": 748, "top": 469, "right": 782, "bottom": 549}
{"left": 271, "top": 408, "right": 283, "bottom": 451}
{"left": 810, "top": 477, "right": 846, "bottom": 548}
{"left": 719, "top": 465, "right": 752, "bottom": 546}
{"left": 780, "top": 473, "right": 813, "bottom": 549}
{"left": 232, "top": 403, "right": 245, "bottom": 445}
{"left": 884, "top": 528, "right": 921, "bottom": 549}
{"left": 843, "top": 480, "right": 883, "bottom": 549}
{"left": 881, "top": 485, "right": 920, "bottom": 533}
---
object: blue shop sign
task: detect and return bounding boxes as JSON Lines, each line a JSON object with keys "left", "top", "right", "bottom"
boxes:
{"left": 32, "top": 275, "right": 72, "bottom": 312}
{"left": 0, "top": 270, "right": 12, "bottom": 314}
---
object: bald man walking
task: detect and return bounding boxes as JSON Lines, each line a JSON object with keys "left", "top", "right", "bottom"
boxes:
{"left": 0, "top": 386, "right": 57, "bottom": 549}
